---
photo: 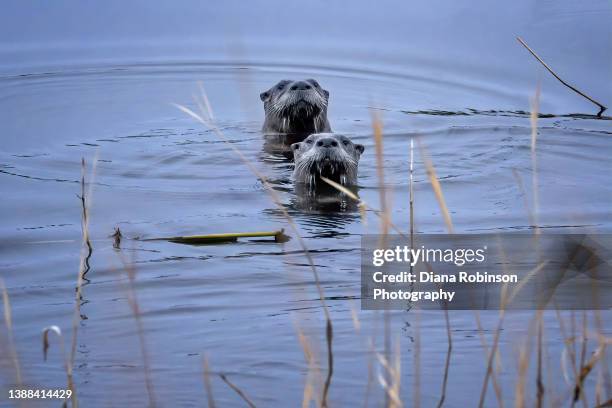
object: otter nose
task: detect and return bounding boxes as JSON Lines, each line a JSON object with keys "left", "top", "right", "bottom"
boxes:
{"left": 290, "top": 81, "right": 312, "bottom": 91}
{"left": 316, "top": 138, "right": 338, "bottom": 148}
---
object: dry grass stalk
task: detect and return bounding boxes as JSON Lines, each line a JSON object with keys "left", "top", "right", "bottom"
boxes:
{"left": 512, "top": 169, "right": 536, "bottom": 229}
{"left": 42, "top": 326, "right": 64, "bottom": 361}
{"left": 572, "top": 345, "right": 605, "bottom": 406}
{"left": 514, "top": 314, "right": 539, "bottom": 408}
{"left": 375, "top": 338, "right": 402, "bottom": 408}
{"left": 536, "top": 315, "right": 545, "bottom": 408}
{"left": 350, "top": 301, "right": 361, "bottom": 333}
{"left": 413, "top": 310, "right": 421, "bottom": 408}
{"left": 595, "top": 370, "right": 602, "bottom": 407}
{"left": 590, "top": 291, "right": 612, "bottom": 400}
{"left": 417, "top": 139, "right": 454, "bottom": 234}
{"left": 506, "top": 261, "right": 548, "bottom": 306}
{"left": 319, "top": 176, "right": 368, "bottom": 225}
{"left": 296, "top": 325, "right": 322, "bottom": 408}
{"left": 323, "top": 135, "right": 417, "bottom": 408}
{"left": 585, "top": 248, "right": 612, "bottom": 400}
{"left": 412, "top": 139, "right": 455, "bottom": 408}
{"left": 1, "top": 279, "right": 22, "bottom": 387}
{"left": 203, "top": 355, "right": 216, "bottom": 408}
{"left": 220, "top": 374, "right": 257, "bottom": 408}
{"left": 530, "top": 84, "right": 540, "bottom": 154}
{"left": 320, "top": 177, "right": 408, "bottom": 238}
{"left": 529, "top": 86, "right": 541, "bottom": 236}
{"left": 393, "top": 339, "right": 402, "bottom": 408}
{"left": 78, "top": 157, "right": 94, "bottom": 279}
{"left": 64, "top": 156, "right": 98, "bottom": 407}
{"left": 409, "top": 138, "right": 414, "bottom": 247}
{"left": 303, "top": 378, "right": 315, "bottom": 408}
{"left": 475, "top": 237, "right": 510, "bottom": 408}
{"left": 369, "top": 110, "right": 396, "bottom": 408}
{"left": 556, "top": 310, "right": 582, "bottom": 401}
{"left": 479, "top": 252, "right": 546, "bottom": 407}
{"left": 41, "top": 326, "right": 74, "bottom": 405}
{"left": 175, "top": 88, "right": 335, "bottom": 407}
{"left": 371, "top": 110, "right": 390, "bottom": 235}
{"left": 436, "top": 306, "right": 453, "bottom": 408}
{"left": 363, "top": 337, "right": 376, "bottom": 408}
{"left": 516, "top": 37, "right": 607, "bottom": 116}
{"left": 472, "top": 310, "right": 504, "bottom": 406}
{"left": 574, "top": 311, "right": 589, "bottom": 408}
{"left": 116, "top": 250, "right": 157, "bottom": 407}
{"left": 559, "top": 334, "right": 608, "bottom": 408}
{"left": 597, "top": 398, "right": 612, "bottom": 408}
{"left": 408, "top": 137, "right": 417, "bottom": 310}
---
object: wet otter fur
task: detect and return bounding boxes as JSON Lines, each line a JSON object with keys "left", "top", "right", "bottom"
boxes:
{"left": 291, "top": 133, "right": 364, "bottom": 188}
{"left": 261, "top": 79, "right": 331, "bottom": 137}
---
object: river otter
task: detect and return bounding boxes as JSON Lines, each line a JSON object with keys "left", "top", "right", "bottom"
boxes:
{"left": 260, "top": 79, "right": 331, "bottom": 136}
{"left": 291, "top": 133, "right": 364, "bottom": 188}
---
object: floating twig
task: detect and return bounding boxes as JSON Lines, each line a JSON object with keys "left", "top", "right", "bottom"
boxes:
{"left": 517, "top": 37, "right": 607, "bottom": 117}
{"left": 143, "top": 229, "right": 290, "bottom": 245}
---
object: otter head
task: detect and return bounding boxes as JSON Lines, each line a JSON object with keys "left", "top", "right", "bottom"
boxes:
{"left": 292, "top": 133, "right": 364, "bottom": 187}
{"left": 260, "top": 79, "right": 331, "bottom": 135}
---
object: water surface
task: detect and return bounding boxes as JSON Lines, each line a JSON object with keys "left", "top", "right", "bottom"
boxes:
{"left": 0, "top": 1, "right": 611, "bottom": 406}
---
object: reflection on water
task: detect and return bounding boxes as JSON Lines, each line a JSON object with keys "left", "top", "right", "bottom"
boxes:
{"left": 1, "top": 0, "right": 611, "bottom": 406}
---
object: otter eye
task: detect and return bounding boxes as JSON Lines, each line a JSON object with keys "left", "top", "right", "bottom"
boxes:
{"left": 306, "top": 139, "right": 313, "bottom": 144}
{"left": 342, "top": 140, "right": 350, "bottom": 146}
{"left": 277, "top": 85, "right": 284, "bottom": 90}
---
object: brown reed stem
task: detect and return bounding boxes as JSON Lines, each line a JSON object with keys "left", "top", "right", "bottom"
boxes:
{"left": 530, "top": 85, "right": 541, "bottom": 236}
{"left": 1, "top": 280, "right": 23, "bottom": 388}
{"left": 117, "top": 250, "right": 157, "bottom": 408}
{"left": 78, "top": 158, "right": 93, "bottom": 279}
{"left": 66, "top": 157, "right": 97, "bottom": 408}
{"left": 413, "top": 310, "right": 421, "bottom": 408}
{"left": 42, "top": 326, "right": 75, "bottom": 407}
{"left": 220, "top": 374, "right": 257, "bottom": 408}
{"left": 478, "top": 296, "right": 508, "bottom": 407}
{"left": 536, "top": 316, "right": 545, "bottom": 408}
{"left": 370, "top": 110, "right": 397, "bottom": 408}
{"left": 472, "top": 311, "right": 504, "bottom": 406}
{"left": 436, "top": 306, "right": 453, "bottom": 408}
{"left": 417, "top": 139, "right": 454, "bottom": 234}
{"left": 203, "top": 355, "right": 216, "bottom": 408}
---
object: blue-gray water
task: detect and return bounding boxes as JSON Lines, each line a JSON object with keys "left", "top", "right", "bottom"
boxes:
{"left": 0, "top": 1, "right": 611, "bottom": 406}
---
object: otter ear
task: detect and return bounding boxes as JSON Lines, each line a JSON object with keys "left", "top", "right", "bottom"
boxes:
{"left": 291, "top": 142, "right": 301, "bottom": 151}
{"left": 260, "top": 90, "right": 271, "bottom": 102}
{"left": 355, "top": 144, "right": 365, "bottom": 155}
